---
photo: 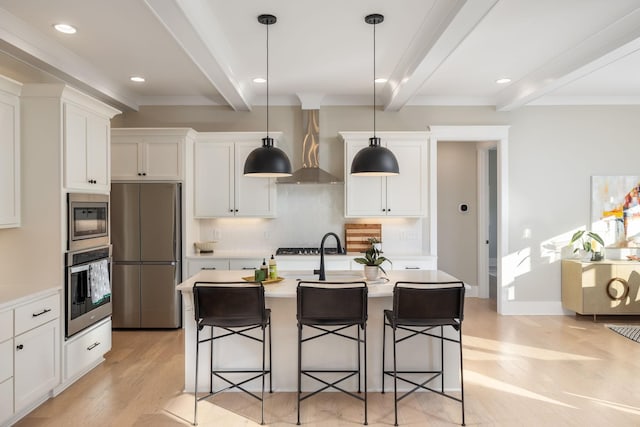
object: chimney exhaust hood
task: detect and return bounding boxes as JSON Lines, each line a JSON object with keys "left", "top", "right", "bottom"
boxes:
{"left": 276, "top": 109, "right": 342, "bottom": 184}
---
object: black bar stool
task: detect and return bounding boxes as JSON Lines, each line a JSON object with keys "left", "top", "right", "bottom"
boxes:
{"left": 382, "top": 281, "right": 466, "bottom": 426}
{"left": 296, "top": 280, "right": 368, "bottom": 425}
{"left": 193, "top": 281, "right": 272, "bottom": 425}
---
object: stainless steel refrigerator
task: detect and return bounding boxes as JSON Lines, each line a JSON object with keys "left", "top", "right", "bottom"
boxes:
{"left": 111, "top": 182, "right": 182, "bottom": 328}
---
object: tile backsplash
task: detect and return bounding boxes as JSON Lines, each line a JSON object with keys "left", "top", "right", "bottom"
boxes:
{"left": 196, "top": 185, "right": 426, "bottom": 255}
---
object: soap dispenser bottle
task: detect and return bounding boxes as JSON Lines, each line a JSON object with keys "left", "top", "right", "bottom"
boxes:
{"left": 261, "top": 258, "right": 269, "bottom": 280}
{"left": 269, "top": 254, "right": 277, "bottom": 279}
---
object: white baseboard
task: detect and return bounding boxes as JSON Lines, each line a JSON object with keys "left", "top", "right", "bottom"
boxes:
{"left": 499, "top": 300, "right": 565, "bottom": 315}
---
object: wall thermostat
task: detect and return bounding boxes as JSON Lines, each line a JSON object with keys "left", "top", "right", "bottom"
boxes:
{"left": 458, "top": 203, "right": 470, "bottom": 213}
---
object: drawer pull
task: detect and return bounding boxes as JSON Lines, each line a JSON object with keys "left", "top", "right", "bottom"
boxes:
{"left": 87, "top": 342, "right": 101, "bottom": 351}
{"left": 16, "top": 344, "right": 24, "bottom": 351}
{"left": 32, "top": 308, "right": 52, "bottom": 317}
{"left": 202, "top": 267, "right": 217, "bottom": 270}
{"left": 404, "top": 266, "right": 420, "bottom": 270}
{"left": 241, "top": 267, "right": 254, "bottom": 270}
{"left": 606, "top": 277, "right": 629, "bottom": 301}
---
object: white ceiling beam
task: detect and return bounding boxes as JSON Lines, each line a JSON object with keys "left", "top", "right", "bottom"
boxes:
{"left": 0, "top": 7, "right": 138, "bottom": 111}
{"left": 496, "top": 7, "right": 640, "bottom": 111}
{"left": 382, "top": 0, "right": 498, "bottom": 112}
{"left": 144, "top": 0, "right": 251, "bottom": 111}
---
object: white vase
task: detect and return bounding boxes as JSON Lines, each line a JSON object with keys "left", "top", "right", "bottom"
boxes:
{"left": 364, "top": 266, "right": 379, "bottom": 281}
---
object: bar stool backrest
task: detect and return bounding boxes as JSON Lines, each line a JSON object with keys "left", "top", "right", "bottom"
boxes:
{"left": 193, "top": 281, "right": 267, "bottom": 325}
{"left": 392, "top": 281, "right": 465, "bottom": 326}
{"left": 297, "top": 281, "right": 368, "bottom": 325}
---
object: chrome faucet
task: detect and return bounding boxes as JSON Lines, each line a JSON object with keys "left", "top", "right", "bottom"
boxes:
{"left": 314, "top": 232, "right": 344, "bottom": 280}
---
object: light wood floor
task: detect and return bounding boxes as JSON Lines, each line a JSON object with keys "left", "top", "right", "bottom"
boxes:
{"left": 15, "top": 298, "right": 640, "bottom": 426}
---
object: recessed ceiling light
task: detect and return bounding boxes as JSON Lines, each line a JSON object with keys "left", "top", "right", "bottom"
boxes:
{"left": 253, "top": 77, "right": 267, "bottom": 83}
{"left": 374, "top": 78, "right": 387, "bottom": 83}
{"left": 130, "top": 76, "right": 145, "bottom": 83}
{"left": 53, "top": 23, "right": 76, "bottom": 34}
{"left": 496, "top": 77, "right": 511, "bottom": 84}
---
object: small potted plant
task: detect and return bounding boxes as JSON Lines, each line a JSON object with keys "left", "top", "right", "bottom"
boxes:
{"left": 354, "top": 244, "right": 392, "bottom": 280}
{"left": 570, "top": 230, "right": 605, "bottom": 261}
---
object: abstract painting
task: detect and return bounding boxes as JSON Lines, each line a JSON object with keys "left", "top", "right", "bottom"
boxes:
{"left": 591, "top": 176, "right": 640, "bottom": 248}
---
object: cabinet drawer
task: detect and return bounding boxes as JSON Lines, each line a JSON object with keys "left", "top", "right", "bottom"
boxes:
{"left": 14, "top": 293, "right": 60, "bottom": 336}
{"left": 0, "top": 310, "right": 12, "bottom": 342}
{"left": 229, "top": 258, "right": 261, "bottom": 271}
{"left": 0, "top": 339, "right": 12, "bottom": 382}
{"left": 391, "top": 258, "right": 437, "bottom": 271}
{"left": 0, "top": 377, "right": 13, "bottom": 424}
{"left": 186, "top": 259, "right": 229, "bottom": 277}
{"left": 65, "top": 319, "right": 112, "bottom": 380}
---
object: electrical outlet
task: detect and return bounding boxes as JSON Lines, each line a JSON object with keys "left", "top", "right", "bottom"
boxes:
{"left": 213, "top": 229, "right": 221, "bottom": 240}
{"left": 264, "top": 231, "right": 271, "bottom": 240}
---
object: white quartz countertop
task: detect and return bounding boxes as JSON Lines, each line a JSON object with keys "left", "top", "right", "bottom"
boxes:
{"left": 177, "top": 269, "right": 460, "bottom": 298}
{"left": 0, "top": 285, "right": 61, "bottom": 310}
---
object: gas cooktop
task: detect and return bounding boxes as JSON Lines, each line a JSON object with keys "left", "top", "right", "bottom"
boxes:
{"left": 276, "top": 247, "right": 344, "bottom": 256}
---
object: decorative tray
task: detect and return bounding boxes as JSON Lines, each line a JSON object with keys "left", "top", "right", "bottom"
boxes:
{"left": 242, "top": 276, "right": 285, "bottom": 284}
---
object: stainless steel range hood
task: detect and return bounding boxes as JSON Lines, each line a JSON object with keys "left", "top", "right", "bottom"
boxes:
{"left": 277, "top": 109, "right": 342, "bottom": 184}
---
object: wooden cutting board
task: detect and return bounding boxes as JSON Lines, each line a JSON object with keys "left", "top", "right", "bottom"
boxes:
{"left": 345, "top": 223, "right": 382, "bottom": 253}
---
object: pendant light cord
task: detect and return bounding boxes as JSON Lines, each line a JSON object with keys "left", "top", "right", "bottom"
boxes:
{"left": 266, "top": 20, "right": 270, "bottom": 139}
{"left": 373, "top": 19, "right": 376, "bottom": 140}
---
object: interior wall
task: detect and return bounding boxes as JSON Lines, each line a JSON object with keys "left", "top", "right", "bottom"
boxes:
{"left": 115, "top": 103, "right": 640, "bottom": 311}
{"left": 0, "top": 96, "right": 62, "bottom": 292}
{"left": 437, "top": 141, "right": 478, "bottom": 286}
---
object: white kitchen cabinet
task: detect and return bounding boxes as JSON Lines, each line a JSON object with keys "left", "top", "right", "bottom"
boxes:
{"left": 0, "top": 377, "right": 12, "bottom": 425}
{"left": 229, "top": 258, "right": 263, "bottom": 271}
{"left": 21, "top": 84, "right": 120, "bottom": 193}
{"left": 0, "top": 290, "right": 61, "bottom": 422}
{"left": 0, "top": 76, "right": 21, "bottom": 228}
{"left": 186, "top": 258, "right": 230, "bottom": 277}
{"left": 194, "top": 132, "right": 279, "bottom": 218}
{"left": 0, "top": 309, "right": 13, "bottom": 424}
{"left": 64, "top": 102, "right": 111, "bottom": 192}
{"left": 277, "top": 256, "right": 352, "bottom": 272}
{"left": 14, "top": 319, "right": 59, "bottom": 413}
{"left": 111, "top": 128, "right": 194, "bottom": 181}
{"left": 341, "top": 132, "right": 428, "bottom": 217}
{"left": 352, "top": 256, "right": 436, "bottom": 271}
{"left": 14, "top": 292, "right": 60, "bottom": 336}
{"left": 65, "top": 318, "right": 111, "bottom": 381}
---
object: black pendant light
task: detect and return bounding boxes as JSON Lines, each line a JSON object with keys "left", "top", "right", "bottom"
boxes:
{"left": 244, "top": 14, "right": 292, "bottom": 177}
{"left": 351, "top": 13, "right": 399, "bottom": 176}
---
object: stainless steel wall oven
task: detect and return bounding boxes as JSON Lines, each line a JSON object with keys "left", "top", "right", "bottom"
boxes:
{"left": 65, "top": 245, "right": 113, "bottom": 338}
{"left": 67, "top": 193, "right": 109, "bottom": 251}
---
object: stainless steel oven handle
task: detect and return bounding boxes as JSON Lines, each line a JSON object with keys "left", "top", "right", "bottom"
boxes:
{"left": 70, "top": 264, "right": 91, "bottom": 274}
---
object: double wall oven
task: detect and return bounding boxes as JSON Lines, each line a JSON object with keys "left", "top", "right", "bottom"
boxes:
{"left": 65, "top": 193, "right": 112, "bottom": 338}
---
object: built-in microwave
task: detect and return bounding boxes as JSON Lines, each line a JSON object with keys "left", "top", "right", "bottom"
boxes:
{"left": 68, "top": 193, "right": 109, "bottom": 251}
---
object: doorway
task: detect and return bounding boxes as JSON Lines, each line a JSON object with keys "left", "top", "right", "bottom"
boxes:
{"left": 428, "top": 126, "right": 509, "bottom": 314}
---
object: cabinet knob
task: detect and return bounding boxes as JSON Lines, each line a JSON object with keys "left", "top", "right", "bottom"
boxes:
{"left": 16, "top": 344, "right": 23, "bottom": 351}
{"left": 142, "top": 172, "right": 147, "bottom": 176}
{"left": 138, "top": 173, "right": 142, "bottom": 176}
{"left": 229, "top": 209, "right": 234, "bottom": 213}
{"left": 235, "top": 209, "right": 238, "bottom": 213}
{"left": 382, "top": 208, "right": 386, "bottom": 212}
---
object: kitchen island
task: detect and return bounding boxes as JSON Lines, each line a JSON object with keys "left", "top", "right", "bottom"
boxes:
{"left": 177, "top": 269, "right": 464, "bottom": 392}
